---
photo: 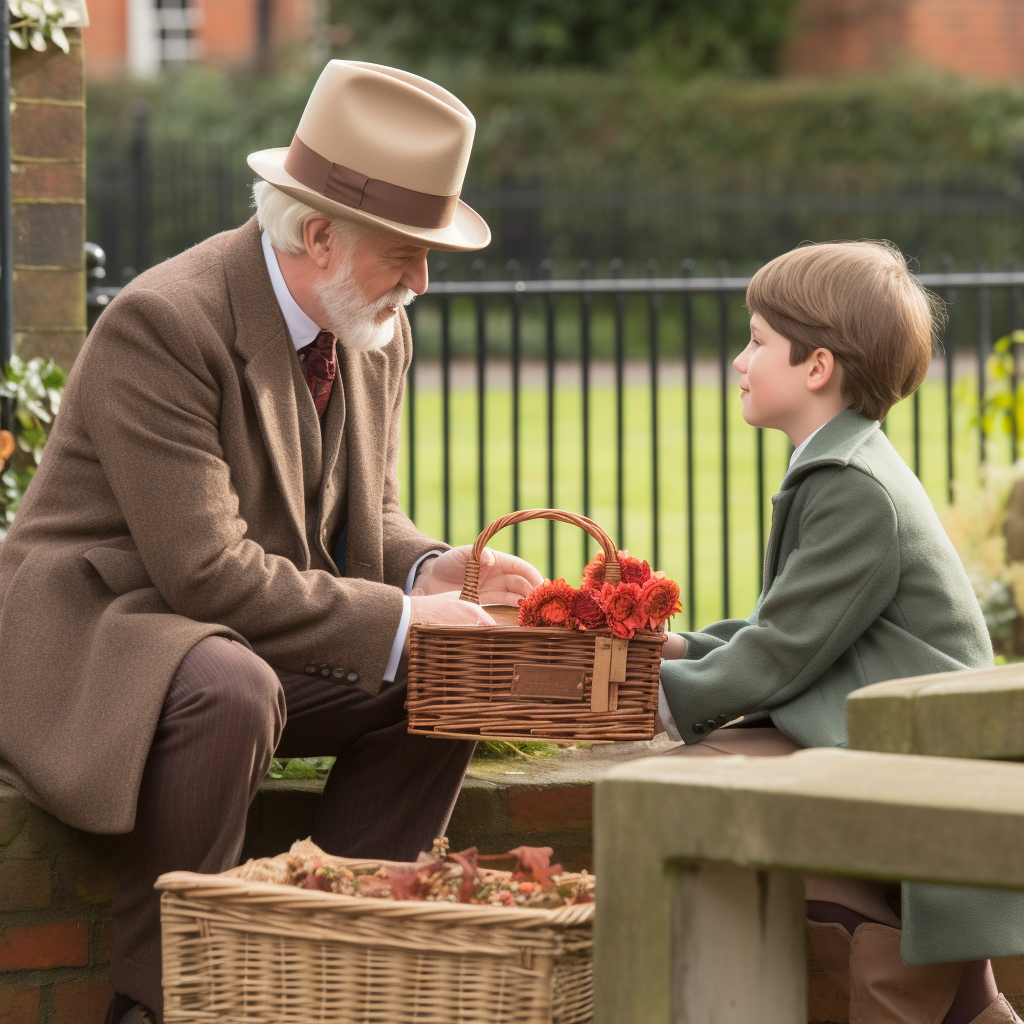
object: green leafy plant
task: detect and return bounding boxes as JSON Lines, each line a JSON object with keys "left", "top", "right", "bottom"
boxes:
{"left": 267, "top": 757, "right": 336, "bottom": 779}
{"left": 8, "top": 0, "right": 79, "bottom": 53}
{"left": 0, "top": 355, "right": 67, "bottom": 540}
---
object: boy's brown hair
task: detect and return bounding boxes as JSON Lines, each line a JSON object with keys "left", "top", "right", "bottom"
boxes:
{"left": 746, "top": 241, "right": 940, "bottom": 421}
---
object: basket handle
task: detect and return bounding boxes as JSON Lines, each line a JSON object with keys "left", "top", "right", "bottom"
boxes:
{"left": 459, "top": 509, "right": 620, "bottom": 604}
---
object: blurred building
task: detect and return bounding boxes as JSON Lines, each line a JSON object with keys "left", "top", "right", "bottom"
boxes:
{"left": 787, "top": 0, "right": 1024, "bottom": 79}
{"left": 83, "top": 0, "right": 320, "bottom": 77}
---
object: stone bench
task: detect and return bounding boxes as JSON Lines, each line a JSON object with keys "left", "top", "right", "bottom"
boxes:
{"left": 595, "top": 662, "right": 1024, "bottom": 1024}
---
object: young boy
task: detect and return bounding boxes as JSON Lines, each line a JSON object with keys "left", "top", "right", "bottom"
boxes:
{"left": 659, "top": 241, "right": 1023, "bottom": 1024}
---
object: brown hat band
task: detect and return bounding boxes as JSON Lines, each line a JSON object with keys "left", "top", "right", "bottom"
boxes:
{"left": 283, "top": 135, "right": 460, "bottom": 230}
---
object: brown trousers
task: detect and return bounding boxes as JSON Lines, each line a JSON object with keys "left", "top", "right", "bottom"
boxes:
{"left": 108, "top": 636, "right": 475, "bottom": 1020}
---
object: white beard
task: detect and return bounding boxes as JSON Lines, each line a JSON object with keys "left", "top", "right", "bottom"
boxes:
{"left": 313, "top": 256, "right": 415, "bottom": 352}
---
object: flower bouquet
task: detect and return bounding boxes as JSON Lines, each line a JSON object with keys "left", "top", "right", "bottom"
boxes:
{"left": 406, "top": 509, "right": 679, "bottom": 743}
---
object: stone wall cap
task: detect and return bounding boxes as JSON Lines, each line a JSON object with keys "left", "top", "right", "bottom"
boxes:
{"left": 597, "top": 748, "right": 1024, "bottom": 886}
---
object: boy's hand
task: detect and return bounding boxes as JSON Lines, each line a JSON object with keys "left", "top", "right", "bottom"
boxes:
{"left": 662, "top": 633, "right": 687, "bottom": 660}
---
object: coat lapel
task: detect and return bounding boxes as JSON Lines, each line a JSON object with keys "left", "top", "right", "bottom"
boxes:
{"left": 320, "top": 337, "right": 347, "bottom": 489}
{"left": 336, "top": 344, "right": 386, "bottom": 580}
{"left": 763, "top": 488, "right": 796, "bottom": 589}
{"left": 224, "top": 220, "right": 316, "bottom": 559}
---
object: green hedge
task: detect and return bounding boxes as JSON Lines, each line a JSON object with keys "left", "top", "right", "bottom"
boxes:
{"left": 331, "top": 0, "right": 800, "bottom": 77}
{"left": 87, "top": 67, "right": 1024, "bottom": 195}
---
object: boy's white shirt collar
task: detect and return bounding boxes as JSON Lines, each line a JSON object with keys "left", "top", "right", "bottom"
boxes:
{"left": 261, "top": 230, "right": 322, "bottom": 351}
{"left": 789, "top": 424, "right": 825, "bottom": 469}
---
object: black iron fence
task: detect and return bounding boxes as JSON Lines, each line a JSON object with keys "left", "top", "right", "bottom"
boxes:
{"left": 88, "top": 111, "right": 1024, "bottom": 282}
{"left": 88, "top": 269, "right": 1024, "bottom": 629}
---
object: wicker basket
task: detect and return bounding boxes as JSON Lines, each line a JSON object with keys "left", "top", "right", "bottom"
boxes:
{"left": 156, "top": 865, "right": 594, "bottom": 1024}
{"left": 407, "top": 509, "right": 665, "bottom": 743}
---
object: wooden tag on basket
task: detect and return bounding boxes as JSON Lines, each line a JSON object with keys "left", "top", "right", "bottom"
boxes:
{"left": 591, "top": 636, "right": 630, "bottom": 713}
{"left": 510, "top": 664, "right": 586, "bottom": 701}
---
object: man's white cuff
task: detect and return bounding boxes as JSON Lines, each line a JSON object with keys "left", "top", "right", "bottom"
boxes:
{"left": 383, "top": 551, "right": 443, "bottom": 683}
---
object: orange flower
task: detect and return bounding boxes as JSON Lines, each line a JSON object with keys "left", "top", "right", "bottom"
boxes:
{"left": 569, "top": 589, "right": 607, "bottom": 630}
{"left": 595, "top": 581, "right": 647, "bottom": 640}
{"left": 518, "top": 578, "right": 575, "bottom": 628}
{"left": 640, "top": 572, "right": 682, "bottom": 630}
{"left": 580, "top": 551, "right": 652, "bottom": 592}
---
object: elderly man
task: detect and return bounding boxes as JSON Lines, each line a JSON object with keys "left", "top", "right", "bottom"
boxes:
{"left": 0, "top": 62, "right": 541, "bottom": 1023}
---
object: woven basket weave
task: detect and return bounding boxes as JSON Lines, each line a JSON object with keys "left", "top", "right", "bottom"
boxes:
{"left": 407, "top": 509, "right": 665, "bottom": 743}
{"left": 156, "top": 867, "right": 594, "bottom": 1024}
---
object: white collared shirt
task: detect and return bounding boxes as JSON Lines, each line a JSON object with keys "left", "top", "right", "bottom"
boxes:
{"left": 261, "top": 230, "right": 433, "bottom": 683}
{"left": 789, "top": 424, "right": 825, "bottom": 469}
{"left": 261, "top": 230, "right": 321, "bottom": 351}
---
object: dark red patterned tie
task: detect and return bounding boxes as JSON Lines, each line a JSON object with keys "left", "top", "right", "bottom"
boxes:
{"left": 297, "top": 331, "right": 336, "bottom": 417}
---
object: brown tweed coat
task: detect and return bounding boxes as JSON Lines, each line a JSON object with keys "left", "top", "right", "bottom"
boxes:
{"left": 0, "top": 218, "right": 440, "bottom": 834}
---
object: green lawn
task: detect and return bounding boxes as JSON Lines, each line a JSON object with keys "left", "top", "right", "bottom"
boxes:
{"left": 399, "top": 374, "right": 1001, "bottom": 631}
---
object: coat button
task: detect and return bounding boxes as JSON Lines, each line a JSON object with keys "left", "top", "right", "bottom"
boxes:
{"left": 705, "top": 720, "right": 717, "bottom": 733}
{"left": 304, "top": 664, "right": 318, "bottom": 675}
{"left": 346, "top": 671, "right": 360, "bottom": 684}
{"left": 332, "top": 667, "right": 346, "bottom": 680}
{"left": 692, "top": 722, "right": 704, "bottom": 734}
{"left": 319, "top": 665, "right": 332, "bottom": 678}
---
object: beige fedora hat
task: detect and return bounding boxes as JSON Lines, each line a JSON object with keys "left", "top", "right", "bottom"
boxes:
{"left": 248, "top": 61, "right": 490, "bottom": 252}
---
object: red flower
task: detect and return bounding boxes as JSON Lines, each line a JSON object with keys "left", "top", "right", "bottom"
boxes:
{"left": 640, "top": 572, "right": 682, "bottom": 630}
{"left": 595, "top": 581, "right": 647, "bottom": 640}
{"left": 518, "top": 579, "right": 575, "bottom": 628}
{"left": 581, "top": 551, "right": 651, "bottom": 592}
{"left": 569, "top": 589, "right": 607, "bottom": 631}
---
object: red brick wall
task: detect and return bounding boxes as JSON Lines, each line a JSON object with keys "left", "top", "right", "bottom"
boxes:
{"left": 906, "top": 0, "right": 1024, "bottom": 80}
{"left": 84, "top": 0, "right": 317, "bottom": 78}
{"left": 786, "top": 0, "right": 1024, "bottom": 80}
{"left": 0, "top": 784, "right": 116, "bottom": 1024}
{"left": 10, "top": 35, "right": 86, "bottom": 371}
{"left": 195, "top": 0, "right": 257, "bottom": 63}
{"left": 81, "top": 0, "right": 126, "bottom": 80}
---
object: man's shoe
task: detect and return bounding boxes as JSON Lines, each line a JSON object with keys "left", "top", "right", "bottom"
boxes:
{"left": 968, "top": 994, "right": 1024, "bottom": 1024}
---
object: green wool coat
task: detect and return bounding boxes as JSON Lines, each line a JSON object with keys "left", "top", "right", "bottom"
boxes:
{"left": 660, "top": 408, "right": 1024, "bottom": 965}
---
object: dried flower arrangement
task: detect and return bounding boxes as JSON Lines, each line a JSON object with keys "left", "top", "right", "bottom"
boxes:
{"left": 518, "top": 551, "right": 682, "bottom": 639}
{"left": 235, "top": 837, "right": 594, "bottom": 909}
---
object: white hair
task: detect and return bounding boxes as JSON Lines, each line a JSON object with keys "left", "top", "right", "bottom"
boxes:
{"left": 251, "top": 179, "right": 368, "bottom": 254}
{"left": 252, "top": 178, "right": 414, "bottom": 352}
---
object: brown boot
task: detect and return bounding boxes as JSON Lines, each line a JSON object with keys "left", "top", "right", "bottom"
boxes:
{"left": 968, "top": 995, "right": 1024, "bottom": 1024}
{"left": 809, "top": 919, "right": 853, "bottom": 999}
{"left": 849, "top": 922, "right": 962, "bottom": 1024}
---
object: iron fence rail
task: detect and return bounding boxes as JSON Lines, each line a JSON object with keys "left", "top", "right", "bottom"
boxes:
{"left": 88, "top": 269, "right": 1024, "bottom": 629}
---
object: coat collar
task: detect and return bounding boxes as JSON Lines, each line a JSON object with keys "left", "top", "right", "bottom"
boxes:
{"left": 779, "top": 408, "right": 881, "bottom": 491}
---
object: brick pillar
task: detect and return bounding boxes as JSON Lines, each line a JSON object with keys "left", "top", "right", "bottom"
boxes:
{"left": 0, "top": 783, "right": 116, "bottom": 1024}
{"left": 10, "top": 31, "right": 86, "bottom": 371}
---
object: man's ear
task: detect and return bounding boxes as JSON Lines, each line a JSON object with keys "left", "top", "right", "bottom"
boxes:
{"left": 302, "top": 218, "right": 334, "bottom": 269}
{"left": 806, "top": 347, "right": 837, "bottom": 393}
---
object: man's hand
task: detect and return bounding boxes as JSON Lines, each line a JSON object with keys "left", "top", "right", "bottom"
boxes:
{"left": 662, "top": 633, "right": 687, "bottom": 660}
{"left": 404, "top": 594, "right": 496, "bottom": 657}
{"left": 412, "top": 546, "right": 543, "bottom": 606}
